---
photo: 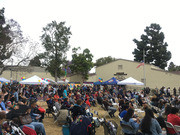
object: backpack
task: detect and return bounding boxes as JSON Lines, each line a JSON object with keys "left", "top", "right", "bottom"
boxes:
{"left": 70, "top": 115, "right": 92, "bottom": 135}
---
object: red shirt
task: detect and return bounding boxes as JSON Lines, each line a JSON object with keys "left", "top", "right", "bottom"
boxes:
{"left": 86, "top": 99, "right": 91, "bottom": 107}
{"left": 54, "top": 95, "right": 59, "bottom": 102}
{"left": 167, "top": 113, "right": 180, "bottom": 134}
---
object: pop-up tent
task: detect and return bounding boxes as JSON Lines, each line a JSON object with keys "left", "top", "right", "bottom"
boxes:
{"left": 20, "top": 75, "right": 49, "bottom": 85}
{"left": 118, "top": 77, "right": 144, "bottom": 85}
{"left": 94, "top": 81, "right": 102, "bottom": 85}
{"left": 102, "top": 77, "right": 120, "bottom": 85}
{"left": 57, "top": 79, "right": 69, "bottom": 84}
{"left": 45, "top": 78, "right": 56, "bottom": 84}
{"left": 0, "top": 77, "right": 10, "bottom": 83}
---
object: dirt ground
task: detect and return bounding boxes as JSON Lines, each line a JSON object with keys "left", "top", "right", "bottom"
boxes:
{"left": 37, "top": 101, "right": 122, "bottom": 135}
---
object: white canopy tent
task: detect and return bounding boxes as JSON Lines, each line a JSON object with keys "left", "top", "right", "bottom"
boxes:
{"left": 0, "top": 77, "right": 10, "bottom": 83}
{"left": 118, "top": 77, "right": 144, "bottom": 85}
{"left": 20, "top": 75, "right": 49, "bottom": 85}
{"left": 57, "top": 79, "right": 69, "bottom": 84}
{"left": 45, "top": 78, "right": 56, "bottom": 84}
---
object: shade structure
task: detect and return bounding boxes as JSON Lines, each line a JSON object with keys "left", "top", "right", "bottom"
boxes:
{"left": 20, "top": 75, "right": 49, "bottom": 85}
{"left": 45, "top": 78, "right": 56, "bottom": 84}
{"left": 102, "top": 77, "right": 120, "bottom": 85}
{"left": 57, "top": 79, "right": 69, "bottom": 84}
{"left": 93, "top": 81, "right": 102, "bottom": 85}
{"left": 118, "top": 77, "right": 144, "bottom": 85}
{"left": 0, "top": 77, "right": 10, "bottom": 83}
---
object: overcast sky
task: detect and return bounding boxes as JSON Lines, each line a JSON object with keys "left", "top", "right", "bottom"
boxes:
{"left": 1, "top": 0, "right": 180, "bottom": 66}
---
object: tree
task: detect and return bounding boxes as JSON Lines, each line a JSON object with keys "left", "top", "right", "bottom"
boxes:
{"left": 132, "top": 23, "right": 171, "bottom": 69}
{"left": 69, "top": 47, "right": 93, "bottom": 81}
{"left": 0, "top": 8, "right": 13, "bottom": 69}
{"left": 0, "top": 8, "right": 38, "bottom": 75}
{"left": 168, "top": 62, "right": 180, "bottom": 71}
{"left": 94, "top": 56, "right": 116, "bottom": 67}
{"left": 29, "top": 56, "right": 41, "bottom": 67}
{"left": 40, "top": 21, "right": 71, "bottom": 81}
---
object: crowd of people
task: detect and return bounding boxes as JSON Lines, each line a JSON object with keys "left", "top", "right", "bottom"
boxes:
{"left": 0, "top": 83, "right": 179, "bottom": 135}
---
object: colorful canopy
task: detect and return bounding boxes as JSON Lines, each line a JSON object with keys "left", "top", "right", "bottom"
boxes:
{"left": 93, "top": 81, "right": 102, "bottom": 85}
{"left": 102, "top": 77, "right": 120, "bottom": 85}
{"left": 20, "top": 75, "right": 49, "bottom": 85}
{"left": 0, "top": 77, "right": 10, "bottom": 83}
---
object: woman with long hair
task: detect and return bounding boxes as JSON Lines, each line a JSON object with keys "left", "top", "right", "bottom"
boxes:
{"left": 140, "top": 108, "right": 162, "bottom": 135}
{"left": 121, "top": 108, "right": 140, "bottom": 135}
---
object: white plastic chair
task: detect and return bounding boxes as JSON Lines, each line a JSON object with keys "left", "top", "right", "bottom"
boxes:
{"left": 118, "top": 115, "right": 123, "bottom": 122}
{"left": 165, "top": 121, "right": 180, "bottom": 135}
{"left": 174, "top": 125, "right": 180, "bottom": 132}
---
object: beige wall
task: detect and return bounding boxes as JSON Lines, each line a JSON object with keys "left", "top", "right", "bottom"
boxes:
{"left": 87, "top": 74, "right": 96, "bottom": 82}
{"left": 96, "top": 59, "right": 180, "bottom": 90}
{"left": 69, "top": 75, "right": 83, "bottom": 84}
{"left": 0, "top": 67, "right": 55, "bottom": 81}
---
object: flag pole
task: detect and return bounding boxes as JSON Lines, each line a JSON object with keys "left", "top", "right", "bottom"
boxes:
{"left": 143, "top": 49, "right": 146, "bottom": 87}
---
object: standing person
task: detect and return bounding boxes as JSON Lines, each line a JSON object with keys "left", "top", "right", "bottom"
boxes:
{"left": 12, "top": 87, "right": 18, "bottom": 103}
{"left": 63, "top": 86, "right": 68, "bottom": 99}
{"left": 173, "top": 87, "right": 177, "bottom": 96}
{"left": 140, "top": 108, "right": 162, "bottom": 135}
{"left": 167, "top": 87, "right": 171, "bottom": 97}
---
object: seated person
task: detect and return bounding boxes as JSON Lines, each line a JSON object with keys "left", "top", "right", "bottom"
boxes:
{"left": 97, "top": 94, "right": 103, "bottom": 105}
{"left": 30, "top": 100, "right": 44, "bottom": 122}
{"left": 119, "top": 105, "right": 129, "bottom": 118}
{"left": 103, "top": 97, "right": 116, "bottom": 117}
{"left": 156, "top": 116, "right": 167, "bottom": 134}
{"left": 167, "top": 107, "right": 180, "bottom": 134}
{"left": 6, "top": 103, "right": 46, "bottom": 135}
{"left": 71, "top": 99, "right": 86, "bottom": 120}
{"left": 46, "top": 95, "right": 54, "bottom": 110}
{"left": 53, "top": 92, "right": 59, "bottom": 103}
{"left": 61, "top": 98, "right": 71, "bottom": 109}
{"left": 55, "top": 99, "right": 61, "bottom": 111}
{"left": 0, "top": 95, "right": 7, "bottom": 112}
{"left": 140, "top": 108, "right": 162, "bottom": 135}
{"left": 0, "top": 112, "right": 6, "bottom": 134}
{"left": 121, "top": 108, "right": 140, "bottom": 135}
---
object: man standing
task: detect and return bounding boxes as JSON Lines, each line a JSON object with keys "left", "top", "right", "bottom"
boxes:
{"left": 173, "top": 87, "right": 177, "bottom": 96}
{"left": 63, "top": 86, "right": 68, "bottom": 99}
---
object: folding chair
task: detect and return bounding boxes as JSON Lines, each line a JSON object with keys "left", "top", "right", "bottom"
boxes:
{"left": 120, "top": 123, "right": 134, "bottom": 134}
{"left": 118, "top": 115, "right": 123, "bottom": 122}
{"left": 165, "top": 121, "right": 180, "bottom": 135}
{"left": 174, "top": 125, "right": 180, "bottom": 133}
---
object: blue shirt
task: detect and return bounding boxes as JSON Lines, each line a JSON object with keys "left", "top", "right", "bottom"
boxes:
{"left": 0, "top": 102, "right": 6, "bottom": 111}
{"left": 13, "top": 92, "right": 18, "bottom": 103}
{"left": 63, "top": 90, "right": 67, "bottom": 99}
{"left": 141, "top": 118, "right": 162, "bottom": 135}
{"left": 122, "top": 118, "right": 139, "bottom": 134}
{"left": 120, "top": 110, "right": 127, "bottom": 118}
